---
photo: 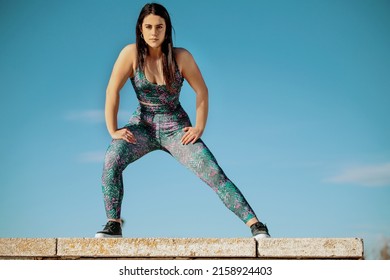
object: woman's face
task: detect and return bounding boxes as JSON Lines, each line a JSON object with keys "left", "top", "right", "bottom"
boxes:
{"left": 141, "top": 14, "right": 166, "bottom": 49}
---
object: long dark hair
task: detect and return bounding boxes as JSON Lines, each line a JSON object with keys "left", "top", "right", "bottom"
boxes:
{"left": 136, "top": 3, "right": 176, "bottom": 90}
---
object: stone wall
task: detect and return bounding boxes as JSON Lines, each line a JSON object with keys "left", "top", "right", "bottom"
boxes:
{"left": 0, "top": 238, "right": 364, "bottom": 260}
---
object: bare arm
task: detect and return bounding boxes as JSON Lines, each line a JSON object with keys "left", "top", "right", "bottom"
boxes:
{"left": 105, "top": 44, "right": 137, "bottom": 143}
{"left": 176, "top": 48, "right": 209, "bottom": 145}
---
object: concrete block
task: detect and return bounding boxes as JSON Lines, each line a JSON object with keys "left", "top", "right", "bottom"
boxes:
{"left": 0, "top": 238, "right": 365, "bottom": 259}
{"left": 57, "top": 238, "right": 256, "bottom": 258}
{"left": 257, "top": 238, "right": 364, "bottom": 259}
{"left": 0, "top": 238, "right": 57, "bottom": 257}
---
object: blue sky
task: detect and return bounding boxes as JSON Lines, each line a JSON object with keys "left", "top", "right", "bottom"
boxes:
{"left": 0, "top": 0, "right": 389, "bottom": 259}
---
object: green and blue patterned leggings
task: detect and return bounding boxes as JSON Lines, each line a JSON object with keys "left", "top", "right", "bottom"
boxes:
{"left": 101, "top": 104, "right": 256, "bottom": 223}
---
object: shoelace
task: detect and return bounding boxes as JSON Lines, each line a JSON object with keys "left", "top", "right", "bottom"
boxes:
{"left": 251, "top": 222, "right": 269, "bottom": 233}
{"left": 102, "top": 219, "right": 125, "bottom": 229}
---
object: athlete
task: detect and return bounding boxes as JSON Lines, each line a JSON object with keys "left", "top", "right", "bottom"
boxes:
{"left": 95, "top": 3, "right": 270, "bottom": 239}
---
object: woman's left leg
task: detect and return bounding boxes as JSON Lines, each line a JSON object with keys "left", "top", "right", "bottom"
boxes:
{"left": 162, "top": 131, "right": 257, "bottom": 224}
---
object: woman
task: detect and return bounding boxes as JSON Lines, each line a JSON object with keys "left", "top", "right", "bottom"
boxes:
{"left": 95, "top": 3, "right": 270, "bottom": 239}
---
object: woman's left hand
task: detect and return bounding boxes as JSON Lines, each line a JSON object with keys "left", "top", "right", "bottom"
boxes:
{"left": 181, "top": 127, "right": 203, "bottom": 145}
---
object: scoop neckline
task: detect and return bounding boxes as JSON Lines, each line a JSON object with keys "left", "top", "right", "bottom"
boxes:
{"left": 131, "top": 67, "right": 182, "bottom": 88}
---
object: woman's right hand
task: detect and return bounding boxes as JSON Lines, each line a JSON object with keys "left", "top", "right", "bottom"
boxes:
{"left": 111, "top": 128, "right": 137, "bottom": 144}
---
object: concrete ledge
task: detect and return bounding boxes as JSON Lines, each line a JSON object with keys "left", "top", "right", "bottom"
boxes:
{"left": 257, "top": 238, "right": 364, "bottom": 259}
{"left": 0, "top": 238, "right": 57, "bottom": 257}
{"left": 0, "top": 238, "right": 364, "bottom": 259}
{"left": 57, "top": 238, "right": 256, "bottom": 258}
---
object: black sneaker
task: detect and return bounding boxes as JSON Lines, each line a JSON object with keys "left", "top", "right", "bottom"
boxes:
{"left": 250, "top": 222, "right": 270, "bottom": 239}
{"left": 95, "top": 221, "right": 122, "bottom": 238}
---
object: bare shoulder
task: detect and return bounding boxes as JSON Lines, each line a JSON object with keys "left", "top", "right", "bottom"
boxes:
{"left": 174, "top": 47, "right": 196, "bottom": 72}
{"left": 121, "top": 43, "right": 137, "bottom": 54}
{"left": 119, "top": 44, "right": 137, "bottom": 62}
{"left": 174, "top": 47, "right": 193, "bottom": 61}
{"left": 115, "top": 43, "right": 137, "bottom": 75}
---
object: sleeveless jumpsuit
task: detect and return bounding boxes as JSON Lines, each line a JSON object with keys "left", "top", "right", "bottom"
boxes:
{"left": 101, "top": 66, "right": 257, "bottom": 223}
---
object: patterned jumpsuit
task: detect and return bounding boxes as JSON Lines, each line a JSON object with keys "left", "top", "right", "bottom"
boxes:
{"left": 101, "top": 66, "right": 257, "bottom": 224}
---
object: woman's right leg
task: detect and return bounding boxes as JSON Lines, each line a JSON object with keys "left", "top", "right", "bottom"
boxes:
{"left": 101, "top": 122, "right": 158, "bottom": 220}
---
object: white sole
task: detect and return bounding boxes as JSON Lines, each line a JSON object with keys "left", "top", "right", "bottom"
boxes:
{"left": 95, "top": 233, "right": 123, "bottom": 238}
{"left": 254, "top": 233, "right": 271, "bottom": 240}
